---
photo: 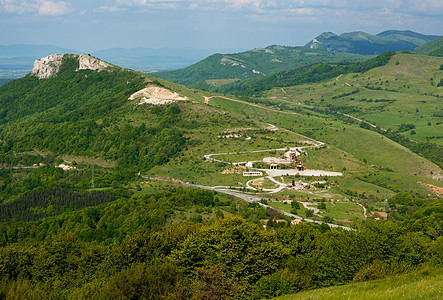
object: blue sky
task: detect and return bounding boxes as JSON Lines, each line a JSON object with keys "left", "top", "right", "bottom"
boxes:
{"left": 1, "top": 0, "right": 442, "bottom": 51}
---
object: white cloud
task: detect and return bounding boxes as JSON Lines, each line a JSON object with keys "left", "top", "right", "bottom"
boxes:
{"left": 95, "top": 5, "right": 127, "bottom": 13}
{"left": 37, "top": 0, "right": 70, "bottom": 16}
{"left": 90, "top": 0, "right": 443, "bottom": 27}
{"left": 0, "top": 0, "right": 70, "bottom": 15}
{"left": 0, "top": 0, "right": 35, "bottom": 14}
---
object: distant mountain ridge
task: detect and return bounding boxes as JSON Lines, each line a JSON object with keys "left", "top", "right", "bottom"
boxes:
{"left": 0, "top": 44, "right": 78, "bottom": 78}
{"left": 156, "top": 45, "right": 370, "bottom": 88}
{"left": 0, "top": 44, "right": 243, "bottom": 78}
{"left": 305, "top": 30, "right": 439, "bottom": 55}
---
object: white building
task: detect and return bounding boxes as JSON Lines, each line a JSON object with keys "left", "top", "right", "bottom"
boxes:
{"left": 243, "top": 171, "right": 263, "bottom": 176}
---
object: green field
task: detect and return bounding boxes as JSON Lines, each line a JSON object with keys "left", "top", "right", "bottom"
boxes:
{"left": 267, "top": 200, "right": 365, "bottom": 221}
{"left": 207, "top": 93, "right": 442, "bottom": 198}
{"left": 264, "top": 53, "right": 443, "bottom": 144}
{"left": 274, "top": 268, "right": 443, "bottom": 300}
{"left": 320, "top": 201, "right": 365, "bottom": 221}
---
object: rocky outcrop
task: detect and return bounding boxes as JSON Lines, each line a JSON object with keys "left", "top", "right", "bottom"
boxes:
{"left": 129, "top": 85, "right": 189, "bottom": 105}
{"left": 31, "top": 54, "right": 64, "bottom": 79}
{"left": 77, "top": 53, "right": 113, "bottom": 71}
{"left": 31, "top": 53, "right": 114, "bottom": 79}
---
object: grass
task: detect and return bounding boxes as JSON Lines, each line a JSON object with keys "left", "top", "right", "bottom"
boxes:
{"left": 267, "top": 200, "right": 365, "bottom": 221}
{"left": 129, "top": 57, "right": 442, "bottom": 200}
{"left": 267, "top": 201, "right": 293, "bottom": 213}
{"left": 321, "top": 201, "right": 364, "bottom": 221}
{"left": 335, "top": 176, "right": 396, "bottom": 199}
{"left": 265, "top": 53, "right": 443, "bottom": 144}
{"left": 207, "top": 94, "right": 442, "bottom": 197}
{"left": 274, "top": 267, "right": 443, "bottom": 300}
{"left": 205, "top": 78, "right": 240, "bottom": 87}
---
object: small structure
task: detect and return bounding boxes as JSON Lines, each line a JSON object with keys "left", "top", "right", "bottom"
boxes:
{"left": 270, "top": 163, "right": 278, "bottom": 170}
{"left": 243, "top": 171, "right": 263, "bottom": 176}
{"left": 263, "top": 157, "right": 292, "bottom": 165}
{"left": 291, "top": 219, "right": 302, "bottom": 225}
{"left": 296, "top": 162, "right": 304, "bottom": 171}
{"left": 221, "top": 167, "right": 244, "bottom": 174}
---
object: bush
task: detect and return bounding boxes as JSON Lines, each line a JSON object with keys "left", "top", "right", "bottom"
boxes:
{"left": 353, "top": 261, "right": 392, "bottom": 282}
{"left": 291, "top": 201, "right": 300, "bottom": 210}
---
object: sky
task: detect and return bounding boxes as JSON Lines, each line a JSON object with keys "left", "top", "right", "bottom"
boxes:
{"left": 1, "top": 0, "right": 442, "bottom": 52}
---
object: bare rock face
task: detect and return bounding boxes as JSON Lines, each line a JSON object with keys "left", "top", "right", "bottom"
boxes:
{"left": 129, "top": 85, "right": 189, "bottom": 105}
{"left": 77, "top": 54, "right": 113, "bottom": 71}
{"left": 31, "top": 54, "right": 64, "bottom": 79}
{"left": 31, "top": 53, "right": 114, "bottom": 79}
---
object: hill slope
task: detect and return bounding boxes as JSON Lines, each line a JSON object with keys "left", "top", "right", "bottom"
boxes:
{"left": 305, "top": 30, "right": 439, "bottom": 55}
{"left": 275, "top": 267, "right": 443, "bottom": 300}
{"left": 156, "top": 45, "right": 370, "bottom": 88}
{"left": 415, "top": 36, "right": 443, "bottom": 57}
{"left": 216, "top": 51, "right": 396, "bottom": 95}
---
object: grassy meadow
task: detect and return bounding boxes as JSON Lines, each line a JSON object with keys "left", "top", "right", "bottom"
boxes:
{"left": 274, "top": 267, "right": 443, "bottom": 300}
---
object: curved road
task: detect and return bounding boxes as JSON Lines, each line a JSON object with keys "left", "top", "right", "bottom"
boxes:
{"left": 143, "top": 176, "right": 354, "bottom": 231}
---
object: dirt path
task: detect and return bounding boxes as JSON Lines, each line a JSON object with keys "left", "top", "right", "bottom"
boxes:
{"left": 301, "top": 202, "right": 320, "bottom": 214}
{"left": 204, "top": 96, "right": 300, "bottom": 115}
{"left": 356, "top": 203, "right": 367, "bottom": 219}
{"left": 339, "top": 112, "right": 386, "bottom": 132}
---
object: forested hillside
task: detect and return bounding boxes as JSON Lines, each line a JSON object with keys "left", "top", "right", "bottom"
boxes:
{"left": 0, "top": 194, "right": 441, "bottom": 299}
{"left": 217, "top": 51, "right": 395, "bottom": 95}
{"left": 415, "top": 36, "right": 443, "bottom": 57}
{"left": 156, "top": 46, "right": 370, "bottom": 88}
{"left": 0, "top": 53, "right": 441, "bottom": 299}
{"left": 0, "top": 55, "right": 189, "bottom": 185}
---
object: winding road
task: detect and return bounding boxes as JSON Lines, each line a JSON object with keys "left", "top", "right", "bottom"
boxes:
{"left": 143, "top": 176, "right": 354, "bottom": 231}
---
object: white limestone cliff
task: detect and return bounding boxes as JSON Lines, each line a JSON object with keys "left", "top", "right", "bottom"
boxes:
{"left": 31, "top": 53, "right": 114, "bottom": 79}
{"left": 77, "top": 53, "right": 113, "bottom": 71}
{"left": 31, "top": 54, "right": 64, "bottom": 79}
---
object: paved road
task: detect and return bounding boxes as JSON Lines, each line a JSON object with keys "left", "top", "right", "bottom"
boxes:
{"left": 0, "top": 166, "right": 39, "bottom": 170}
{"left": 143, "top": 176, "right": 354, "bottom": 231}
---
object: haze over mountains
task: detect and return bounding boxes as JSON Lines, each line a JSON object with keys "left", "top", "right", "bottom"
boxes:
{"left": 0, "top": 45, "right": 244, "bottom": 79}
{"left": 305, "top": 30, "right": 439, "bottom": 55}
{"left": 1, "top": 30, "right": 439, "bottom": 80}
{"left": 156, "top": 30, "right": 441, "bottom": 89}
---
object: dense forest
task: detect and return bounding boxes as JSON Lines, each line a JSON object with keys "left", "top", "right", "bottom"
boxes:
{"left": 216, "top": 51, "right": 395, "bottom": 95}
{"left": 0, "top": 188, "right": 440, "bottom": 299}
{"left": 0, "top": 58, "right": 187, "bottom": 186}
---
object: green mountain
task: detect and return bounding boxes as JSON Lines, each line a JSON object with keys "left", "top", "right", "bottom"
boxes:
{"left": 305, "top": 30, "right": 439, "bottom": 55}
{"left": 221, "top": 52, "right": 443, "bottom": 169}
{"left": 156, "top": 45, "right": 371, "bottom": 88}
{"left": 415, "top": 36, "right": 443, "bottom": 57}
{"left": 216, "top": 51, "right": 396, "bottom": 95}
{"left": 0, "top": 44, "right": 245, "bottom": 79}
{"left": 0, "top": 53, "right": 441, "bottom": 299}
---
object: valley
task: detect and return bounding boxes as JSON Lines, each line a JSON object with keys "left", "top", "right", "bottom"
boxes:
{"left": 0, "top": 49, "right": 441, "bottom": 299}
